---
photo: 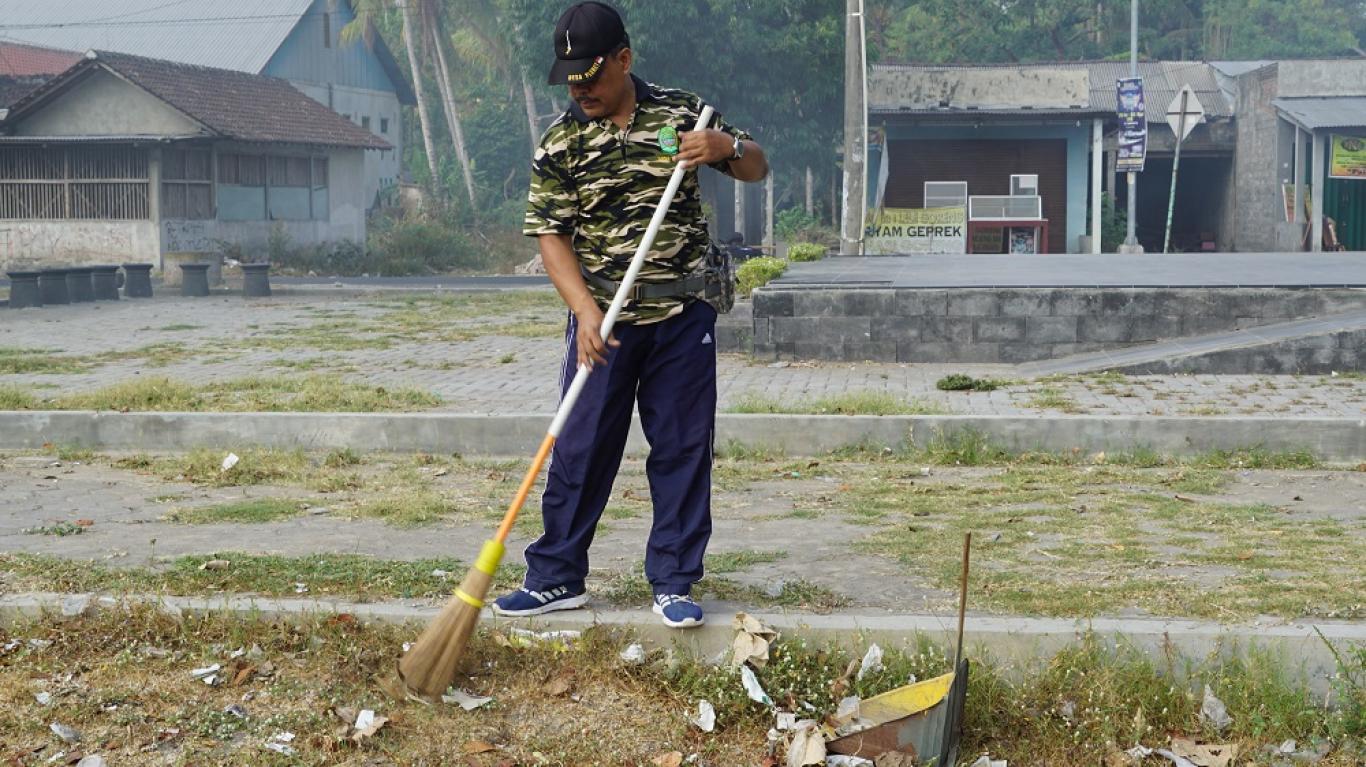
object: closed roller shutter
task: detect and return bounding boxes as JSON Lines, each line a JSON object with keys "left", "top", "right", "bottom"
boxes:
{"left": 884, "top": 139, "right": 1068, "bottom": 253}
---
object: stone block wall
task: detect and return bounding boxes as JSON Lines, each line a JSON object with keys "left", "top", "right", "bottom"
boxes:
{"left": 739, "top": 287, "right": 1366, "bottom": 363}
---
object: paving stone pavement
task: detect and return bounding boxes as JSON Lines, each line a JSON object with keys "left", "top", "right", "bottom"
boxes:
{"left": 2, "top": 292, "right": 1364, "bottom": 417}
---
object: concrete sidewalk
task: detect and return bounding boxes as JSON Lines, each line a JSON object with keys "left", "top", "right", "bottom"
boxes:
{"left": 2, "top": 293, "right": 1363, "bottom": 419}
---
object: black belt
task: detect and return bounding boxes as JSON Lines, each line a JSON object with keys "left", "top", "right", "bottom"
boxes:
{"left": 582, "top": 269, "right": 706, "bottom": 301}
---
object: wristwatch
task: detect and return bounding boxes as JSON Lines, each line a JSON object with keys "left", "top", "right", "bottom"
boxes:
{"left": 730, "top": 135, "right": 745, "bottom": 161}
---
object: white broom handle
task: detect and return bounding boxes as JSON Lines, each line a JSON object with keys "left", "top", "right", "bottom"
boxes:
{"left": 547, "top": 105, "right": 716, "bottom": 439}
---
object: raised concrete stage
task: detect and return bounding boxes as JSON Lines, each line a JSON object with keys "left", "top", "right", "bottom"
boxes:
{"left": 722, "top": 253, "right": 1366, "bottom": 373}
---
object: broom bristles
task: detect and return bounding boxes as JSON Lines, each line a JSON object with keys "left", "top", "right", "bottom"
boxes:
{"left": 396, "top": 563, "right": 494, "bottom": 701}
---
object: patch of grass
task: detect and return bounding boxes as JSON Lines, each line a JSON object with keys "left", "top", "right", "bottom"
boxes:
{"left": 47, "top": 375, "right": 440, "bottom": 413}
{"left": 492, "top": 321, "right": 562, "bottom": 339}
{"left": 0, "top": 346, "right": 90, "bottom": 374}
{"left": 0, "top": 384, "right": 39, "bottom": 409}
{"left": 157, "top": 324, "right": 203, "bottom": 332}
{"left": 166, "top": 498, "right": 310, "bottom": 524}
{"left": 349, "top": 490, "right": 450, "bottom": 527}
{"left": 0, "top": 605, "right": 1360, "bottom": 766}
{"left": 22, "top": 522, "right": 86, "bottom": 537}
{"left": 323, "top": 447, "right": 362, "bottom": 468}
{"left": 920, "top": 428, "right": 1012, "bottom": 466}
{"left": 728, "top": 390, "right": 944, "bottom": 416}
{"left": 705, "top": 550, "right": 788, "bottom": 573}
{"left": 1192, "top": 448, "right": 1321, "bottom": 470}
{"left": 498, "top": 352, "right": 517, "bottom": 364}
{"left": 936, "top": 373, "right": 1008, "bottom": 392}
{"left": 1026, "top": 386, "right": 1085, "bottom": 413}
{"left": 116, "top": 448, "right": 310, "bottom": 488}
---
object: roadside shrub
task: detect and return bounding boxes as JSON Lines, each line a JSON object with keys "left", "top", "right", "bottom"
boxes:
{"left": 368, "top": 213, "right": 484, "bottom": 275}
{"left": 776, "top": 207, "right": 819, "bottom": 239}
{"left": 787, "top": 243, "right": 826, "bottom": 263}
{"left": 737, "top": 256, "right": 787, "bottom": 297}
{"left": 270, "top": 240, "right": 369, "bottom": 276}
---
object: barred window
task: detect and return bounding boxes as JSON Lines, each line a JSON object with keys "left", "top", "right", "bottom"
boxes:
{"left": 161, "top": 147, "right": 214, "bottom": 219}
{"left": 0, "top": 145, "right": 150, "bottom": 220}
{"left": 218, "top": 152, "right": 328, "bottom": 222}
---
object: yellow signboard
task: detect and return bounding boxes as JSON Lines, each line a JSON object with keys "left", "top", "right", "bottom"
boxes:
{"left": 864, "top": 207, "right": 967, "bottom": 255}
{"left": 1330, "top": 135, "right": 1366, "bottom": 180}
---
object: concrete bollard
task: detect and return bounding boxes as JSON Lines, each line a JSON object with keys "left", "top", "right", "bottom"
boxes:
{"left": 5, "top": 271, "right": 42, "bottom": 309}
{"left": 242, "top": 263, "right": 272, "bottom": 298}
{"left": 39, "top": 269, "right": 70, "bottom": 306}
{"left": 179, "top": 263, "right": 211, "bottom": 297}
{"left": 65, "top": 267, "right": 95, "bottom": 303}
{"left": 121, "top": 264, "right": 154, "bottom": 299}
{"left": 90, "top": 266, "right": 121, "bottom": 301}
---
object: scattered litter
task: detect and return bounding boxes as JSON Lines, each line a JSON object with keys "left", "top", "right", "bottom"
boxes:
{"left": 1058, "top": 700, "right": 1077, "bottom": 720}
{"left": 968, "top": 757, "right": 1006, "bottom": 767}
{"left": 825, "top": 757, "right": 873, "bottom": 767}
{"left": 920, "top": 467, "right": 931, "bottom": 477}
{"left": 869, "top": 754, "right": 916, "bottom": 767}
{"left": 462, "top": 740, "right": 498, "bottom": 754}
{"left": 1277, "top": 740, "right": 1297, "bottom": 754}
{"left": 690, "top": 701, "right": 716, "bottom": 733}
{"left": 29, "top": 639, "right": 53, "bottom": 651}
{"left": 352, "top": 709, "right": 388, "bottom": 741}
{"left": 988, "top": 532, "right": 1003, "bottom": 543}
{"left": 769, "top": 361, "right": 791, "bottom": 369}
{"left": 74, "top": 519, "right": 94, "bottom": 528}
{"left": 1200, "top": 686, "right": 1232, "bottom": 732}
{"left": 441, "top": 688, "right": 494, "bottom": 711}
{"left": 1151, "top": 750, "right": 1198, "bottom": 767}
{"left": 776, "top": 711, "right": 798, "bottom": 731}
{"left": 74, "top": 756, "right": 105, "bottom": 767}
{"left": 508, "top": 627, "right": 580, "bottom": 650}
{"left": 190, "top": 664, "right": 220, "bottom": 681}
{"left": 431, "top": 569, "right": 452, "bottom": 578}
{"left": 294, "top": 582, "right": 308, "bottom": 594}
{"left": 1170, "top": 737, "right": 1236, "bottom": 767}
{"left": 733, "top": 613, "right": 780, "bottom": 668}
{"left": 856, "top": 644, "right": 883, "bottom": 681}
{"left": 221, "top": 453, "right": 240, "bottom": 472}
{"left": 787, "top": 722, "right": 826, "bottom": 767}
{"left": 229, "top": 647, "right": 246, "bottom": 660}
{"left": 49, "top": 723, "right": 80, "bottom": 744}
{"left": 199, "top": 559, "right": 230, "bottom": 571}
{"left": 224, "top": 704, "right": 248, "bottom": 719}
{"left": 834, "top": 696, "right": 861, "bottom": 725}
{"left": 741, "top": 665, "right": 773, "bottom": 706}
{"left": 264, "top": 742, "right": 295, "bottom": 756}
{"left": 765, "top": 580, "right": 788, "bottom": 598}
{"left": 1174, "top": 494, "right": 1197, "bottom": 503}
{"left": 620, "top": 643, "right": 647, "bottom": 665}
{"left": 2, "top": 639, "right": 20, "bottom": 654}
{"left": 35, "top": 691, "right": 52, "bottom": 706}
{"left": 652, "top": 752, "right": 684, "bottom": 767}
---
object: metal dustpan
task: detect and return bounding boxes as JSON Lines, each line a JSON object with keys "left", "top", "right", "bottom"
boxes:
{"left": 826, "top": 658, "right": 969, "bottom": 765}
{"left": 828, "top": 533, "right": 973, "bottom": 766}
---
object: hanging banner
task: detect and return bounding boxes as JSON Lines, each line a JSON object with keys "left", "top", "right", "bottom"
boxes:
{"left": 864, "top": 207, "right": 967, "bottom": 255}
{"left": 1116, "top": 77, "right": 1147, "bottom": 173}
{"left": 1330, "top": 135, "right": 1366, "bottom": 179}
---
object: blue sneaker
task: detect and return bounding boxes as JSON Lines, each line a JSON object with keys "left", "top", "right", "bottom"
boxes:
{"left": 652, "top": 594, "right": 704, "bottom": 629}
{"left": 492, "top": 585, "right": 588, "bottom": 617}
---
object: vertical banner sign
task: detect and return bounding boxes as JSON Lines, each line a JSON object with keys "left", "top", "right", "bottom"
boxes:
{"left": 1116, "top": 77, "right": 1147, "bottom": 172}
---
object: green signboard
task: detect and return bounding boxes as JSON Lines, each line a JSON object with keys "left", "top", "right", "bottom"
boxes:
{"left": 1330, "top": 135, "right": 1366, "bottom": 180}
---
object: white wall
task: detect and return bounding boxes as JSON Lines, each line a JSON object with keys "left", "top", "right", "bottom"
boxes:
{"left": 14, "top": 69, "right": 201, "bottom": 137}
{"left": 291, "top": 81, "right": 401, "bottom": 206}
{"left": 0, "top": 221, "right": 160, "bottom": 271}
{"left": 159, "top": 143, "right": 368, "bottom": 258}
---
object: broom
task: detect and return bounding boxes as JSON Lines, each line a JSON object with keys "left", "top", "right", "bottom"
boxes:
{"left": 392, "top": 105, "right": 718, "bottom": 702}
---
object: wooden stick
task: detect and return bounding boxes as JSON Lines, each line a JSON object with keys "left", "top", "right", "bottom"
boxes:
{"left": 954, "top": 532, "right": 971, "bottom": 668}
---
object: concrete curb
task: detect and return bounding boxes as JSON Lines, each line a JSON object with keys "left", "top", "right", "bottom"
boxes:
{"left": 0, "top": 410, "right": 1363, "bottom": 459}
{"left": 4, "top": 592, "right": 1361, "bottom": 694}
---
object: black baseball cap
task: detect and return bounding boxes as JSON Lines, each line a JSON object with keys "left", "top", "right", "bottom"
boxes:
{"left": 548, "top": 2, "right": 630, "bottom": 86}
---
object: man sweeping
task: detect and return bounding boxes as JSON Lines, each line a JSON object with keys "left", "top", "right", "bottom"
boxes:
{"left": 493, "top": 1, "right": 768, "bottom": 629}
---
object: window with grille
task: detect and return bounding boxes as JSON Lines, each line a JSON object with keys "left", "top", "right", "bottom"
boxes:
{"left": 218, "top": 152, "right": 329, "bottom": 222}
{"left": 0, "top": 145, "right": 150, "bottom": 220}
{"left": 161, "top": 147, "right": 214, "bottom": 219}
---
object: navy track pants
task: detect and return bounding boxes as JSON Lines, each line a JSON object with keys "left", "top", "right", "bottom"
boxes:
{"left": 522, "top": 299, "right": 717, "bottom": 597}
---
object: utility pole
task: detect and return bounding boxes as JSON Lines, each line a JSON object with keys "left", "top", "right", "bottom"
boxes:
{"left": 1122, "top": 0, "right": 1143, "bottom": 253}
{"left": 840, "top": 0, "right": 866, "bottom": 255}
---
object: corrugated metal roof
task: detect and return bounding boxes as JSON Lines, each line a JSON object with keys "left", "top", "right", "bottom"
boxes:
{"left": 0, "top": 0, "right": 314, "bottom": 74}
{"left": 1085, "top": 61, "right": 1232, "bottom": 121}
{"left": 872, "top": 61, "right": 1234, "bottom": 122}
{"left": 1274, "top": 97, "right": 1366, "bottom": 130}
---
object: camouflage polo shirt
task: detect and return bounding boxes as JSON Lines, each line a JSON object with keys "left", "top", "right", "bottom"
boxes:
{"left": 524, "top": 74, "right": 752, "bottom": 324}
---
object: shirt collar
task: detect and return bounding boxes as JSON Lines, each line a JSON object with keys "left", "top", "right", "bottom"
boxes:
{"left": 567, "top": 74, "right": 656, "bottom": 124}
